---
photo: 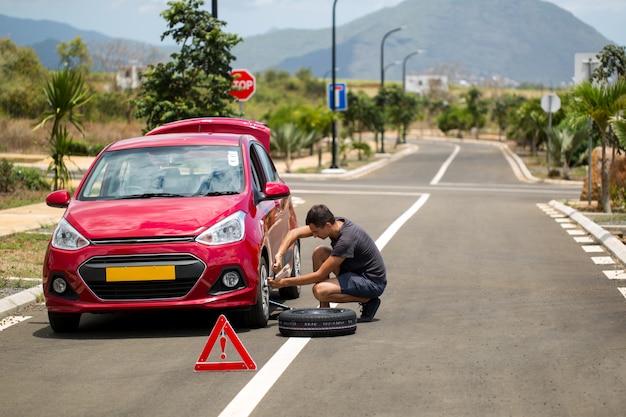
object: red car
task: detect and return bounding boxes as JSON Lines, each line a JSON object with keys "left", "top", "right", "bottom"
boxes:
{"left": 43, "top": 118, "right": 301, "bottom": 332}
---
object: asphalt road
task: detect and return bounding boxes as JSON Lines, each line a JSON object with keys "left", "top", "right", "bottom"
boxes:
{"left": 3, "top": 137, "right": 626, "bottom": 417}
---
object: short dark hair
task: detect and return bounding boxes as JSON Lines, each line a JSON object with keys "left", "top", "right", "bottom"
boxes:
{"left": 305, "top": 204, "right": 336, "bottom": 228}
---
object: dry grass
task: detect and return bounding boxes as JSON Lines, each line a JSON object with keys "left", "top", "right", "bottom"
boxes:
{"left": 0, "top": 231, "right": 50, "bottom": 280}
{"left": 0, "top": 118, "right": 144, "bottom": 155}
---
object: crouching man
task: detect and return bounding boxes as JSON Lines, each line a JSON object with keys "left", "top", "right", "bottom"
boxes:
{"left": 269, "top": 204, "right": 386, "bottom": 322}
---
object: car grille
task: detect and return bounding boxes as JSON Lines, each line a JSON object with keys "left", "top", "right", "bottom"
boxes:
{"left": 78, "top": 254, "right": 206, "bottom": 300}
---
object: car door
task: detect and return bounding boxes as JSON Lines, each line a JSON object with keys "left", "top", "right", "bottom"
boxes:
{"left": 249, "top": 142, "right": 291, "bottom": 258}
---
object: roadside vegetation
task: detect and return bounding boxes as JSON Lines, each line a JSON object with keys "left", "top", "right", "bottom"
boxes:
{"left": 1, "top": 0, "right": 626, "bottom": 287}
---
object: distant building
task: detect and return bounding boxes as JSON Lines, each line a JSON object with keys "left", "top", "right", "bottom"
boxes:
{"left": 116, "top": 64, "right": 147, "bottom": 89}
{"left": 573, "top": 52, "right": 600, "bottom": 84}
{"left": 405, "top": 74, "right": 449, "bottom": 95}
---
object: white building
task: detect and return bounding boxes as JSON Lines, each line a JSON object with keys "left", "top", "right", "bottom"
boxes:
{"left": 405, "top": 74, "right": 449, "bottom": 95}
{"left": 116, "top": 64, "right": 147, "bottom": 89}
{"left": 573, "top": 52, "right": 600, "bottom": 84}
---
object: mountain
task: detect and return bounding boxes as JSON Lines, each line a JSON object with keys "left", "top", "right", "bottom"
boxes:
{"left": 231, "top": 0, "right": 611, "bottom": 85}
{"left": 0, "top": 0, "right": 613, "bottom": 85}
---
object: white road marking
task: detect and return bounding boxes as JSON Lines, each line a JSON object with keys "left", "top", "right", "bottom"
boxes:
{"left": 430, "top": 145, "right": 460, "bottom": 185}
{"left": 218, "top": 194, "right": 431, "bottom": 417}
{"left": 592, "top": 256, "right": 615, "bottom": 265}
{"left": 0, "top": 315, "right": 32, "bottom": 331}
{"left": 567, "top": 230, "right": 586, "bottom": 236}
{"left": 618, "top": 288, "right": 626, "bottom": 298}
{"left": 574, "top": 236, "right": 594, "bottom": 243}
{"left": 604, "top": 270, "right": 626, "bottom": 280}
{"left": 582, "top": 245, "right": 604, "bottom": 253}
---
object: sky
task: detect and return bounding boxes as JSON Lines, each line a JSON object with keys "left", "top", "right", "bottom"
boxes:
{"left": 0, "top": 0, "right": 624, "bottom": 46}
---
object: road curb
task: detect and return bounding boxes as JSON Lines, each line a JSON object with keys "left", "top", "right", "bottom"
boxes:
{"left": 549, "top": 200, "right": 626, "bottom": 266}
{"left": 0, "top": 286, "right": 43, "bottom": 319}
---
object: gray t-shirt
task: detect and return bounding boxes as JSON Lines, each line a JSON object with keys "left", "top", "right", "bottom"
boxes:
{"left": 330, "top": 217, "right": 387, "bottom": 284}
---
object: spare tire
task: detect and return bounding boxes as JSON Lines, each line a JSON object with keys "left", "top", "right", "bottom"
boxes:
{"left": 278, "top": 308, "right": 357, "bottom": 337}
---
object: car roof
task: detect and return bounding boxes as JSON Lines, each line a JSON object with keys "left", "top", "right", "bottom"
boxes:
{"left": 146, "top": 117, "right": 271, "bottom": 153}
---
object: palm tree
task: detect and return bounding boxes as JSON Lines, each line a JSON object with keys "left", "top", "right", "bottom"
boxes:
{"left": 572, "top": 79, "right": 626, "bottom": 213}
{"left": 612, "top": 116, "right": 626, "bottom": 145}
{"left": 35, "top": 68, "right": 92, "bottom": 190}
{"left": 270, "top": 123, "right": 320, "bottom": 173}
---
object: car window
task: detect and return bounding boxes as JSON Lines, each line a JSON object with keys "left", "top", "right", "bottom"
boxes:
{"left": 252, "top": 143, "right": 280, "bottom": 184}
{"left": 79, "top": 145, "right": 244, "bottom": 200}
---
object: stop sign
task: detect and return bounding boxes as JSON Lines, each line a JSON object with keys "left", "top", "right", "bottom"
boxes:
{"left": 230, "top": 69, "right": 256, "bottom": 101}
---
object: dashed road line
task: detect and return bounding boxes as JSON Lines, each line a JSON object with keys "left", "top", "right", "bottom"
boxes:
{"left": 537, "top": 203, "right": 626, "bottom": 302}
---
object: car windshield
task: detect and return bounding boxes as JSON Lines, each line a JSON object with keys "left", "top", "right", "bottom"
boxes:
{"left": 79, "top": 145, "right": 244, "bottom": 200}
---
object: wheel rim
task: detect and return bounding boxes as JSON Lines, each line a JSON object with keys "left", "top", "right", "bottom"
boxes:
{"left": 293, "top": 244, "right": 302, "bottom": 277}
{"left": 260, "top": 260, "right": 269, "bottom": 319}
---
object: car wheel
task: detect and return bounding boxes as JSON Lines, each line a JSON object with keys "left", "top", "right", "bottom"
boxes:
{"left": 48, "top": 311, "right": 81, "bottom": 333}
{"left": 279, "top": 240, "right": 301, "bottom": 300}
{"left": 242, "top": 256, "right": 270, "bottom": 328}
{"left": 278, "top": 308, "right": 357, "bottom": 337}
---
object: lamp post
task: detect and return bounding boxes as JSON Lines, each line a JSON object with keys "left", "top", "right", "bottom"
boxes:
{"left": 402, "top": 50, "right": 423, "bottom": 91}
{"left": 330, "top": 0, "right": 339, "bottom": 169}
{"left": 211, "top": 0, "right": 217, "bottom": 18}
{"left": 379, "top": 26, "right": 405, "bottom": 154}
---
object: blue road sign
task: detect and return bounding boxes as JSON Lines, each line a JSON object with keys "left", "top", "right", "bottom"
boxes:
{"left": 327, "top": 83, "right": 348, "bottom": 111}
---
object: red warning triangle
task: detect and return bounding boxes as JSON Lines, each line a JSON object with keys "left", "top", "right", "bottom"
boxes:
{"left": 194, "top": 314, "right": 257, "bottom": 372}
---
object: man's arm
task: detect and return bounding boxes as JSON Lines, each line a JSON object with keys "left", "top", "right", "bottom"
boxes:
{"left": 269, "top": 255, "right": 344, "bottom": 289}
{"left": 273, "top": 225, "right": 313, "bottom": 272}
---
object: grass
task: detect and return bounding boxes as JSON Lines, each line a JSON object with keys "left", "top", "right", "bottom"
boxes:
{"left": 0, "top": 231, "right": 50, "bottom": 283}
{"left": 0, "top": 187, "right": 50, "bottom": 210}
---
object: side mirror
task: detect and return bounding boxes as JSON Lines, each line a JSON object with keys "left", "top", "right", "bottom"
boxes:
{"left": 46, "top": 190, "right": 71, "bottom": 208}
{"left": 263, "top": 182, "right": 291, "bottom": 200}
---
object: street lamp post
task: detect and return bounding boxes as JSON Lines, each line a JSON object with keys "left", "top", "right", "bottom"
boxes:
{"left": 211, "top": 0, "right": 217, "bottom": 18}
{"left": 402, "top": 50, "right": 423, "bottom": 91}
{"left": 379, "top": 26, "right": 405, "bottom": 154}
{"left": 330, "top": 0, "right": 339, "bottom": 169}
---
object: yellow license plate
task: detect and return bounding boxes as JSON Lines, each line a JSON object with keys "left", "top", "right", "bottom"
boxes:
{"left": 106, "top": 265, "right": 176, "bottom": 282}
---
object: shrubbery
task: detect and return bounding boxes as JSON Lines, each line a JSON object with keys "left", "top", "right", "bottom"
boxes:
{"left": 0, "top": 159, "right": 49, "bottom": 193}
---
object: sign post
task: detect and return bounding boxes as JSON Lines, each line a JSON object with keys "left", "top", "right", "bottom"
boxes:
{"left": 541, "top": 93, "right": 561, "bottom": 172}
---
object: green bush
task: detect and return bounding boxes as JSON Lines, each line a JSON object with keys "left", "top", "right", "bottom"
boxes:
{"left": 13, "top": 166, "right": 49, "bottom": 190}
{"left": 0, "top": 159, "right": 15, "bottom": 192}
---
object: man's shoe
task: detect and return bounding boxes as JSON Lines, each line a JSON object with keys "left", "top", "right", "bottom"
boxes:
{"left": 358, "top": 297, "right": 381, "bottom": 323}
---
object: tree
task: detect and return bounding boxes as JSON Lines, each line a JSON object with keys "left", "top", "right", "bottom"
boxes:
{"left": 56, "top": 36, "right": 92, "bottom": 72}
{"left": 384, "top": 85, "right": 421, "bottom": 144}
{"left": 593, "top": 44, "right": 626, "bottom": 82}
{"left": 437, "top": 102, "right": 470, "bottom": 138}
{"left": 35, "top": 68, "right": 92, "bottom": 190}
{"left": 134, "top": 0, "right": 242, "bottom": 131}
{"left": 462, "top": 86, "right": 488, "bottom": 138}
{"left": 572, "top": 79, "right": 626, "bottom": 213}
{"left": 270, "top": 123, "right": 320, "bottom": 173}
{"left": 509, "top": 98, "right": 547, "bottom": 155}
{"left": 491, "top": 94, "right": 526, "bottom": 141}
{"left": 0, "top": 39, "right": 47, "bottom": 118}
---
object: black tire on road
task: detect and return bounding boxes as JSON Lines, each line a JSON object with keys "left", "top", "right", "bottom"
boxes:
{"left": 278, "top": 308, "right": 357, "bottom": 337}
{"left": 48, "top": 311, "right": 81, "bottom": 332}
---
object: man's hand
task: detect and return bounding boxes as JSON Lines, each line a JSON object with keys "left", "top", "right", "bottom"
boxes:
{"left": 268, "top": 276, "right": 284, "bottom": 289}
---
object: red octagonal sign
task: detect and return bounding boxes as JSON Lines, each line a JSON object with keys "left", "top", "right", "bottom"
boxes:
{"left": 230, "top": 69, "right": 256, "bottom": 101}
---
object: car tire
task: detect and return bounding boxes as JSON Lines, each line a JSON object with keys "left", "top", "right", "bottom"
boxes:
{"left": 278, "top": 308, "right": 357, "bottom": 337}
{"left": 48, "top": 311, "right": 81, "bottom": 333}
{"left": 242, "top": 256, "right": 270, "bottom": 328}
{"left": 279, "top": 240, "right": 301, "bottom": 300}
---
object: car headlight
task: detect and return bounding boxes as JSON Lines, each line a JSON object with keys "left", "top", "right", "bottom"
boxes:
{"left": 51, "top": 218, "right": 90, "bottom": 250}
{"left": 196, "top": 211, "right": 246, "bottom": 246}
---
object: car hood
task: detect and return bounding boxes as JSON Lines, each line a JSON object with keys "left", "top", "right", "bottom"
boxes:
{"left": 64, "top": 197, "right": 246, "bottom": 239}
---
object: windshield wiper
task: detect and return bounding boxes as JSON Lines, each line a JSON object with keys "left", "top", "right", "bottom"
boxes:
{"left": 198, "top": 191, "right": 239, "bottom": 196}
{"left": 117, "top": 192, "right": 186, "bottom": 199}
